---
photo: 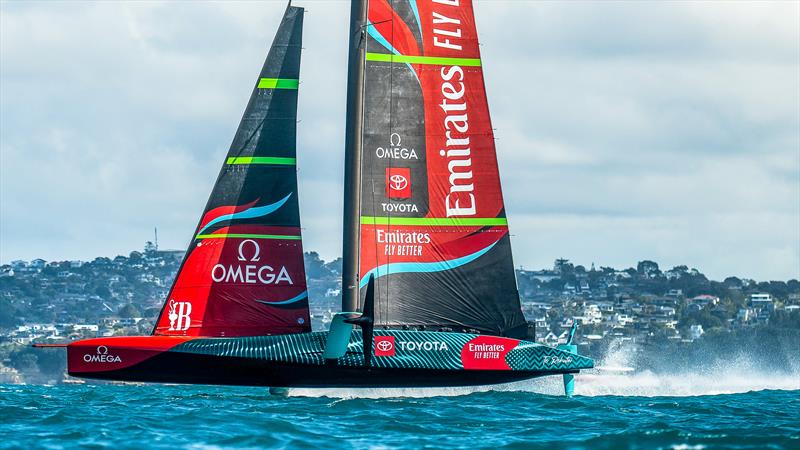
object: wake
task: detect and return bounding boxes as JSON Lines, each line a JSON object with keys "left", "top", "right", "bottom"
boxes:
{"left": 289, "top": 341, "right": 800, "bottom": 399}
{"left": 289, "top": 370, "right": 799, "bottom": 399}
{"left": 566, "top": 343, "right": 800, "bottom": 397}
{"left": 571, "top": 368, "right": 800, "bottom": 397}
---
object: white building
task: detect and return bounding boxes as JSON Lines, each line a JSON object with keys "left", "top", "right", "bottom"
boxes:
{"left": 691, "top": 295, "right": 720, "bottom": 306}
{"left": 611, "top": 313, "right": 634, "bottom": 326}
{"left": 750, "top": 293, "right": 773, "bottom": 304}
{"left": 577, "top": 304, "right": 603, "bottom": 325}
{"left": 737, "top": 308, "right": 752, "bottom": 322}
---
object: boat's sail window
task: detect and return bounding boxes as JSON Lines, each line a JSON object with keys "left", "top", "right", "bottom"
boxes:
{"left": 153, "top": 5, "right": 310, "bottom": 337}
{"left": 357, "top": 0, "right": 527, "bottom": 338}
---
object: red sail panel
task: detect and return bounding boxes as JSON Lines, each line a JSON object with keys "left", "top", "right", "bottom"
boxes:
{"left": 154, "top": 6, "right": 310, "bottom": 337}
{"left": 359, "top": 0, "right": 526, "bottom": 337}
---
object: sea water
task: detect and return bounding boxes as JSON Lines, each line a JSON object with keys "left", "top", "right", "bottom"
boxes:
{"left": 1, "top": 368, "right": 798, "bottom": 450}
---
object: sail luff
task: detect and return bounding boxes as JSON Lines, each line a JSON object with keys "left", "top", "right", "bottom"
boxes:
{"left": 342, "top": 0, "right": 370, "bottom": 313}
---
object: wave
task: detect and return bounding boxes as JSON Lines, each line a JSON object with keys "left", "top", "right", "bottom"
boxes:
{"left": 288, "top": 372, "right": 800, "bottom": 399}
{"left": 568, "top": 338, "right": 800, "bottom": 397}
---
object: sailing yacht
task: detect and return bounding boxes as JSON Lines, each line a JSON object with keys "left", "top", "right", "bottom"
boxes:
{"left": 39, "top": 1, "right": 593, "bottom": 394}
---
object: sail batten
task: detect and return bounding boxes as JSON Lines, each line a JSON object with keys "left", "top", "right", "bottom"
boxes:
{"left": 356, "top": 0, "right": 527, "bottom": 338}
{"left": 365, "top": 52, "right": 481, "bottom": 66}
{"left": 153, "top": 5, "right": 310, "bottom": 338}
{"left": 226, "top": 156, "right": 297, "bottom": 165}
{"left": 257, "top": 78, "right": 300, "bottom": 89}
{"left": 361, "top": 216, "right": 508, "bottom": 227}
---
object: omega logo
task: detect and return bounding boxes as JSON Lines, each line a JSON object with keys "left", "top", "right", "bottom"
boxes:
{"left": 83, "top": 345, "right": 122, "bottom": 363}
{"left": 237, "top": 239, "right": 260, "bottom": 262}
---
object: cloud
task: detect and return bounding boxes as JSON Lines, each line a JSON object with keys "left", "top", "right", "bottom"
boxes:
{"left": 1, "top": 1, "right": 798, "bottom": 280}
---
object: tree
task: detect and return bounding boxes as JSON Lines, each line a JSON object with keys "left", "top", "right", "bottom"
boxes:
{"left": 93, "top": 257, "right": 112, "bottom": 266}
{"left": 95, "top": 285, "right": 111, "bottom": 299}
{"left": 681, "top": 307, "right": 724, "bottom": 330}
{"left": 545, "top": 278, "right": 565, "bottom": 292}
{"left": 637, "top": 260, "right": 660, "bottom": 277}
{"left": 325, "top": 257, "right": 343, "bottom": 276}
{"left": 554, "top": 258, "right": 573, "bottom": 275}
{"left": 769, "top": 310, "right": 800, "bottom": 329}
{"left": 118, "top": 304, "right": 141, "bottom": 318}
{"left": 304, "top": 252, "right": 328, "bottom": 279}
{"left": 0, "top": 298, "right": 18, "bottom": 328}
{"left": 723, "top": 277, "right": 742, "bottom": 288}
{"left": 9, "top": 350, "right": 38, "bottom": 373}
{"left": 35, "top": 348, "right": 66, "bottom": 375}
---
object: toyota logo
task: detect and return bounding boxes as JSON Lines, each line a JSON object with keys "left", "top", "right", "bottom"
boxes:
{"left": 376, "top": 340, "right": 393, "bottom": 352}
{"left": 389, "top": 174, "right": 408, "bottom": 191}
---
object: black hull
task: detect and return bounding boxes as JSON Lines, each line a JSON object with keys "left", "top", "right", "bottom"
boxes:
{"left": 71, "top": 351, "right": 573, "bottom": 388}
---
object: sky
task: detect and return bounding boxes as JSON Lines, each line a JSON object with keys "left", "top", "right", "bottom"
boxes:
{"left": 1, "top": 0, "right": 798, "bottom": 281}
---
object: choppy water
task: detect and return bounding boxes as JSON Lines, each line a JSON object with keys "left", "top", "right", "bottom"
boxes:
{"left": 1, "top": 370, "right": 798, "bottom": 450}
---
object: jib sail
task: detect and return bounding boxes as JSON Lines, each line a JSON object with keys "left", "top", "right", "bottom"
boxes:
{"left": 351, "top": 0, "right": 527, "bottom": 338}
{"left": 154, "top": 5, "right": 310, "bottom": 337}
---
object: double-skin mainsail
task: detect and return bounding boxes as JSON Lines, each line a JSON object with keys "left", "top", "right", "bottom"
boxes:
{"left": 154, "top": 5, "right": 310, "bottom": 337}
{"left": 344, "top": 0, "right": 527, "bottom": 338}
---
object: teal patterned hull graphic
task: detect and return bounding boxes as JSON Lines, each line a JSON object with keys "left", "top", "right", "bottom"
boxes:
{"left": 172, "top": 330, "right": 594, "bottom": 373}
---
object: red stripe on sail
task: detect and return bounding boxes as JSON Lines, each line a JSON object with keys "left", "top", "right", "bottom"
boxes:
{"left": 198, "top": 199, "right": 259, "bottom": 231}
{"left": 368, "top": 0, "right": 421, "bottom": 57}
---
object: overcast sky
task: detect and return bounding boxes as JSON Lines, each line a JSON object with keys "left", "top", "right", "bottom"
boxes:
{"left": 1, "top": 0, "right": 798, "bottom": 281}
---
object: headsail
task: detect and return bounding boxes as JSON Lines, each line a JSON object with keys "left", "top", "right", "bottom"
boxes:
{"left": 353, "top": 0, "right": 527, "bottom": 338}
{"left": 154, "top": 5, "right": 310, "bottom": 337}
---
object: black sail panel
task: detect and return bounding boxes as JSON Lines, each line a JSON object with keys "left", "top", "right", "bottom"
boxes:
{"left": 154, "top": 6, "right": 311, "bottom": 337}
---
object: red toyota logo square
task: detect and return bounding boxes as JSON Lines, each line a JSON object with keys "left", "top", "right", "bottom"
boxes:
{"left": 374, "top": 335, "right": 396, "bottom": 356}
{"left": 386, "top": 167, "right": 411, "bottom": 199}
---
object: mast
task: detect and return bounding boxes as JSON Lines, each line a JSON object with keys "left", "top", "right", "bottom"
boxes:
{"left": 342, "top": 0, "right": 368, "bottom": 313}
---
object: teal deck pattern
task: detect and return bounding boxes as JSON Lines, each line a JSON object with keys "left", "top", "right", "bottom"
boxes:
{"left": 172, "top": 330, "right": 594, "bottom": 372}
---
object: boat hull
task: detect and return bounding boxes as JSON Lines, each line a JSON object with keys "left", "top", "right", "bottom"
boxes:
{"left": 70, "top": 352, "right": 567, "bottom": 387}
{"left": 67, "top": 330, "right": 593, "bottom": 388}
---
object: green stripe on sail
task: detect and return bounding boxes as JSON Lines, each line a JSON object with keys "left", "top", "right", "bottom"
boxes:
{"left": 365, "top": 52, "right": 481, "bottom": 67}
{"left": 226, "top": 156, "right": 296, "bottom": 165}
{"left": 361, "top": 216, "right": 507, "bottom": 227}
{"left": 196, "top": 233, "right": 302, "bottom": 240}
{"left": 257, "top": 78, "right": 299, "bottom": 89}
